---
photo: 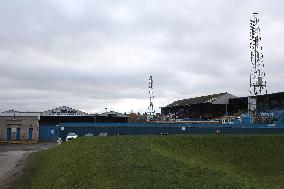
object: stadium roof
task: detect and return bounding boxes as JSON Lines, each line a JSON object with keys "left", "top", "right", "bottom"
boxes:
{"left": 165, "top": 93, "right": 229, "bottom": 107}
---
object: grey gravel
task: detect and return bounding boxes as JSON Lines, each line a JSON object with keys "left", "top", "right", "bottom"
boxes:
{"left": 0, "top": 143, "right": 56, "bottom": 187}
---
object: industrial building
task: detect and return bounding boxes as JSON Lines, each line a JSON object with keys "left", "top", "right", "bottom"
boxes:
{"left": 39, "top": 106, "right": 128, "bottom": 142}
{"left": 39, "top": 106, "right": 95, "bottom": 142}
{"left": 0, "top": 106, "right": 128, "bottom": 142}
{"left": 0, "top": 110, "right": 40, "bottom": 143}
{"left": 95, "top": 111, "right": 128, "bottom": 123}
{"left": 40, "top": 106, "right": 128, "bottom": 124}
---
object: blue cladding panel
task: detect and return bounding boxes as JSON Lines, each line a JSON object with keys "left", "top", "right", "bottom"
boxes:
{"left": 277, "top": 113, "right": 284, "bottom": 127}
{"left": 39, "top": 125, "right": 58, "bottom": 142}
{"left": 59, "top": 122, "right": 281, "bottom": 128}
{"left": 58, "top": 125, "right": 284, "bottom": 140}
{"left": 242, "top": 116, "right": 251, "bottom": 125}
{"left": 39, "top": 121, "right": 284, "bottom": 141}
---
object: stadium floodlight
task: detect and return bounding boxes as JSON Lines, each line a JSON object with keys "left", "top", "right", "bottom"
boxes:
{"left": 249, "top": 13, "right": 267, "bottom": 96}
{"left": 147, "top": 76, "right": 155, "bottom": 121}
{"left": 248, "top": 13, "right": 268, "bottom": 120}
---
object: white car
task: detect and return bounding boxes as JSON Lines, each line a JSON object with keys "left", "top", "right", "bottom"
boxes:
{"left": 66, "top": 133, "right": 78, "bottom": 141}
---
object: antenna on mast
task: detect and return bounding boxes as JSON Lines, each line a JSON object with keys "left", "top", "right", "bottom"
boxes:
{"left": 147, "top": 76, "right": 155, "bottom": 122}
{"left": 249, "top": 13, "right": 267, "bottom": 96}
{"left": 248, "top": 13, "right": 267, "bottom": 120}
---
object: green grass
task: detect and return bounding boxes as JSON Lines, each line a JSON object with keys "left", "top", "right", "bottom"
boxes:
{"left": 9, "top": 135, "right": 284, "bottom": 189}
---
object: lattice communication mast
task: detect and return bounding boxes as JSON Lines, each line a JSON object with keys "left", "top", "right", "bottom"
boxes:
{"left": 249, "top": 13, "right": 267, "bottom": 96}
{"left": 148, "top": 76, "right": 155, "bottom": 116}
{"left": 248, "top": 13, "right": 267, "bottom": 117}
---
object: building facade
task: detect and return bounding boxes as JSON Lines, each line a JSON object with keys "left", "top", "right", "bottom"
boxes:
{"left": 39, "top": 106, "right": 129, "bottom": 141}
{"left": 0, "top": 110, "right": 40, "bottom": 143}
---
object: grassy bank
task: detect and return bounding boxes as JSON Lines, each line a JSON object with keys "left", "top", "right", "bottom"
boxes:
{"left": 10, "top": 135, "right": 284, "bottom": 189}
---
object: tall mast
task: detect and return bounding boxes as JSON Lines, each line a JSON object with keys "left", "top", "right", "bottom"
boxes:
{"left": 249, "top": 13, "right": 267, "bottom": 96}
{"left": 248, "top": 13, "right": 267, "bottom": 118}
{"left": 148, "top": 76, "right": 155, "bottom": 117}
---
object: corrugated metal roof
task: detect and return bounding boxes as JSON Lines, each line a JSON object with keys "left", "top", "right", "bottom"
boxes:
{"left": 41, "top": 106, "right": 89, "bottom": 116}
{"left": 166, "top": 93, "right": 227, "bottom": 107}
{"left": 0, "top": 110, "right": 41, "bottom": 118}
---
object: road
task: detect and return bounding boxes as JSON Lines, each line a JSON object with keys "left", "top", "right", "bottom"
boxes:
{"left": 0, "top": 143, "right": 56, "bottom": 188}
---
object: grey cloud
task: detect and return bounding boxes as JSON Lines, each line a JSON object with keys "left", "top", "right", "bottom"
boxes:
{"left": 0, "top": 0, "right": 284, "bottom": 113}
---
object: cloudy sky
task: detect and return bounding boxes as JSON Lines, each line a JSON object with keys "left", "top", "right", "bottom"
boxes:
{"left": 0, "top": 0, "right": 283, "bottom": 114}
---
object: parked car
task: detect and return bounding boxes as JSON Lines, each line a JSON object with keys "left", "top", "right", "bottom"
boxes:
{"left": 85, "top": 133, "right": 93, "bottom": 137}
{"left": 99, "top": 132, "right": 108, "bottom": 136}
{"left": 160, "top": 132, "right": 169, "bottom": 135}
{"left": 66, "top": 133, "right": 78, "bottom": 141}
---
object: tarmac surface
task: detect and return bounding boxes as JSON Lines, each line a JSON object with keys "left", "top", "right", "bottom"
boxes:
{"left": 0, "top": 143, "right": 56, "bottom": 188}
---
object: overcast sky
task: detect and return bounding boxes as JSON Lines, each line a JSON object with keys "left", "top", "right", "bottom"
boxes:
{"left": 0, "top": 0, "right": 283, "bottom": 114}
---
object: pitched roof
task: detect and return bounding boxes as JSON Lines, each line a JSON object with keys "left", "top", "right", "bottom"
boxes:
{"left": 166, "top": 93, "right": 228, "bottom": 107}
{"left": 41, "top": 106, "right": 89, "bottom": 116}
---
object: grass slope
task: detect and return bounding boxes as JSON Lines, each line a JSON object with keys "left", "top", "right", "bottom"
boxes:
{"left": 10, "top": 135, "right": 284, "bottom": 189}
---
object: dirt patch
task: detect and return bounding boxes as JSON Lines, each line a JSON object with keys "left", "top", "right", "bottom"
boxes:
{"left": 0, "top": 143, "right": 56, "bottom": 188}
{"left": 0, "top": 151, "right": 32, "bottom": 189}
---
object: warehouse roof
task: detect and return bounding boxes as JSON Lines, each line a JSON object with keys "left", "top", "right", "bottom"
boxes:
{"left": 41, "top": 106, "right": 91, "bottom": 116}
{"left": 0, "top": 110, "right": 41, "bottom": 118}
{"left": 165, "top": 92, "right": 233, "bottom": 107}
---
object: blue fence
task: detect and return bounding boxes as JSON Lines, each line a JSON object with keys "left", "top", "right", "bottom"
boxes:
{"left": 59, "top": 122, "right": 281, "bottom": 128}
{"left": 38, "top": 120, "right": 284, "bottom": 142}
{"left": 55, "top": 122, "right": 284, "bottom": 141}
{"left": 58, "top": 125, "right": 284, "bottom": 140}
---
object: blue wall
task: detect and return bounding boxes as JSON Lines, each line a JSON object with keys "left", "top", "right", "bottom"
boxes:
{"left": 39, "top": 125, "right": 59, "bottom": 142}
{"left": 38, "top": 119, "right": 284, "bottom": 142}
{"left": 277, "top": 113, "right": 284, "bottom": 126}
{"left": 58, "top": 126, "right": 284, "bottom": 140}
{"left": 57, "top": 122, "right": 284, "bottom": 141}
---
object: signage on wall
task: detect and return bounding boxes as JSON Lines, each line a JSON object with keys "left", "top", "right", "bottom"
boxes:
{"left": 50, "top": 129, "right": 54, "bottom": 134}
{"left": 12, "top": 128, "right": 17, "bottom": 133}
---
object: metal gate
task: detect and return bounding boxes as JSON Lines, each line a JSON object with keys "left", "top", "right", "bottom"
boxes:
{"left": 39, "top": 125, "right": 58, "bottom": 142}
